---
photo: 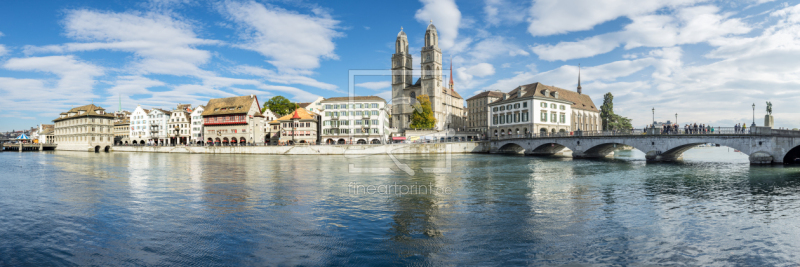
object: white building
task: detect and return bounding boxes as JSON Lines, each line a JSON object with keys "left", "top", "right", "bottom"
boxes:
{"left": 190, "top": 105, "right": 205, "bottom": 144}
{"left": 488, "top": 82, "right": 600, "bottom": 138}
{"left": 129, "top": 105, "right": 151, "bottom": 144}
{"left": 320, "top": 96, "right": 391, "bottom": 144}
{"left": 168, "top": 105, "right": 191, "bottom": 145}
{"left": 148, "top": 108, "right": 172, "bottom": 145}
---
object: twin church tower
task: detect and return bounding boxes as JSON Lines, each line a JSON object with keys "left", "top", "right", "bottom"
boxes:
{"left": 391, "top": 21, "right": 464, "bottom": 131}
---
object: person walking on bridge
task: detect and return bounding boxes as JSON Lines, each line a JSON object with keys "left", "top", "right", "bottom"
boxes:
{"left": 742, "top": 123, "right": 747, "bottom": 134}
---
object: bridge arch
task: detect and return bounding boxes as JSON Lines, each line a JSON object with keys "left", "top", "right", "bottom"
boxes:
{"left": 578, "top": 142, "right": 649, "bottom": 159}
{"left": 782, "top": 145, "right": 800, "bottom": 164}
{"left": 497, "top": 142, "right": 526, "bottom": 154}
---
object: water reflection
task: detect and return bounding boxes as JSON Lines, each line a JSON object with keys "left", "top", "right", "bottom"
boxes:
{"left": 2, "top": 149, "right": 800, "bottom": 266}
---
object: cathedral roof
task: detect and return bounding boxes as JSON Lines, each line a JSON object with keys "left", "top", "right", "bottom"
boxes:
{"left": 493, "top": 82, "right": 599, "bottom": 112}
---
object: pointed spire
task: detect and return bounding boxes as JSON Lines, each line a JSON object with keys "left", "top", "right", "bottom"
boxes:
{"left": 577, "top": 63, "right": 582, "bottom": 94}
{"left": 449, "top": 56, "right": 454, "bottom": 89}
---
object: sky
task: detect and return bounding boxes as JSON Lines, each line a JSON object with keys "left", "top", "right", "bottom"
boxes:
{"left": 1, "top": 0, "right": 799, "bottom": 132}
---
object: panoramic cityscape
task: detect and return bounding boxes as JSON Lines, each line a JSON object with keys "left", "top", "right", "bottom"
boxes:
{"left": 2, "top": 0, "right": 800, "bottom": 266}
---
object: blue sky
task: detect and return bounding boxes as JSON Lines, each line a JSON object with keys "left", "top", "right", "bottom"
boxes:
{"left": 1, "top": 0, "right": 799, "bottom": 131}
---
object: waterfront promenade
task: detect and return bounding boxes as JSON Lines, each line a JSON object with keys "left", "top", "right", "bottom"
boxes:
{"left": 111, "top": 142, "right": 487, "bottom": 155}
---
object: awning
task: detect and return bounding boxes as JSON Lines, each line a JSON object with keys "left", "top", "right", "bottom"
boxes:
{"left": 392, "top": 136, "right": 406, "bottom": 141}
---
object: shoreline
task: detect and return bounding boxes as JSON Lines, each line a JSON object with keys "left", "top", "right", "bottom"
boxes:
{"left": 97, "top": 142, "right": 489, "bottom": 155}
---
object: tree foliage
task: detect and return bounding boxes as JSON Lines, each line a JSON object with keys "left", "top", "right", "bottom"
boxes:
{"left": 264, "top": 96, "right": 295, "bottom": 116}
{"left": 599, "top": 92, "right": 632, "bottom": 131}
{"left": 409, "top": 94, "right": 436, "bottom": 129}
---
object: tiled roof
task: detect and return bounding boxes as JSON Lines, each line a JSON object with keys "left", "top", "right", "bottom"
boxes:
{"left": 53, "top": 104, "right": 115, "bottom": 122}
{"left": 467, "top": 90, "right": 505, "bottom": 101}
{"left": 270, "top": 107, "right": 316, "bottom": 123}
{"left": 493, "top": 82, "right": 599, "bottom": 112}
{"left": 298, "top": 102, "right": 311, "bottom": 108}
{"left": 448, "top": 87, "right": 462, "bottom": 99}
{"left": 322, "top": 96, "right": 387, "bottom": 102}
{"left": 201, "top": 95, "right": 260, "bottom": 116}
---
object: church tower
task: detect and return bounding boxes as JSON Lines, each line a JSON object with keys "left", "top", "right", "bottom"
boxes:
{"left": 391, "top": 27, "right": 413, "bottom": 130}
{"left": 421, "top": 21, "right": 442, "bottom": 97}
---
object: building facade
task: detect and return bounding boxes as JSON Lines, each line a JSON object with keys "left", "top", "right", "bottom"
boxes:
{"left": 190, "top": 105, "right": 205, "bottom": 144}
{"left": 148, "top": 108, "right": 172, "bottom": 145}
{"left": 390, "top": 23, "right": 464, "bottom": 132}
{"left": 168, "top": 106, "right": 191, "bottom": 145}
{"left": 268, "top": 108, "right": 319, "bottom": 145}
{"left": 298, "top": 96, "right": 325, "bottom": 114}
{"left": 113, "top": 118, "right": 130, "bottom": 145}
{"left": 201, "top": 95, "right": 266, "bottom": 145}
{"left": 38, "top": 124, "right": 55, "bottom": 144}
{"left": 53, "top": 104, "right": 115, "bottom": 151}
{"left": 129, "top": 106, "right": 150, "bottom": 144}
{"left": 320, "top": 96, "right": 391, "bottom": 144}
{"left": 488, "top": 82, "right": 600, "bottom": 138}
{"left": 466, "top": 90, "right": 505, "bottom": 134}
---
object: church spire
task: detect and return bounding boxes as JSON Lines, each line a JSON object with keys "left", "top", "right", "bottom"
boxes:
{"left": 577, "top": 64, "right": 582, "bottom": 94}
{"left": 449, "top": 57, "right": 454, "bottom": 89}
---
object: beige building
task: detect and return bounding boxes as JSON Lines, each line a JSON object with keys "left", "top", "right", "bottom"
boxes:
{"left": 466, "top": 90, "right": 505, "bottom": 134}
{"left": 113, "top": 118, "right": 130, "bottom": 145}
{"left": 391, "top": 23, "right": 465, "bottom": 131}
{"left": 268, "top": 108, "right": 319, "bottom": 145}
{"left": 201, "top": 95, "right": 266, "bottom": 145}
{"left": 168, "top": 105, "right": 191, "bottom": 145}
{"left": 53, "top": 104, "right": 115, "bottom": 152}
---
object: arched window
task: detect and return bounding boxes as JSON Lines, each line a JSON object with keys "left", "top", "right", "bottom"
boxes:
{"left": 410, "top": 92, "right": 416, "bottom": 100}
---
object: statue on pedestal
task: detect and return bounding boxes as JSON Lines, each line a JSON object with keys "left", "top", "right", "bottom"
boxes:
{"left": 765, "top": 101, "right": 774, "bottom": 128}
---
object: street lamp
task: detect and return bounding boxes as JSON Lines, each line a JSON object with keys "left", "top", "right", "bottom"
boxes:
{"left": 651, "top": 107, "right": 655, "bottom": 125}
{"left": 752, "top": 103, "right": 756, "bottom": 127}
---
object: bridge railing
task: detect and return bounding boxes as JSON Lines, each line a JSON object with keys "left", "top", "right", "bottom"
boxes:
{"left": 490, "top": 127, "right": 765, "bottom": 141}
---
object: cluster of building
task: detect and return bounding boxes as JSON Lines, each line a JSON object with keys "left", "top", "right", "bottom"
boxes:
{"left": 39, "top": 21, "right": 600, "bottom": 152}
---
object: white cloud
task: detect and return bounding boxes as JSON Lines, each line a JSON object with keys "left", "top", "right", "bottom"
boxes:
{"left": 468, "top": 36, "right": 529, "bottom": 62}
{"left": 527, "top": 0, "right": 705, "bottom": 36}
{"left": 415, "top": 0, "right": 462, "bottom": 50}
{"left": 0, "top": 45, "right": 7, "bottom": 57}
{"left": 484, "top": 0, "right": 527, "bottom": 26}
{"left": 220, "top": 1, "right": 342, "bottom": 72}
{"left": 0, "top": 55, "right": 104, "bottom": 114}
{"left": 233, "top": 65, "right": 339, "bottom": 91}
{"left": 531, "top": 5, "right": 750, "bottom": 61}
{"left": 355, "top": 81, "right": 391, "bottom": 90}
{"left": 25, "top": 9, "right": 219, "bottom": 77}
{"left": 465, "top": 63, "right": 496, "bottom": 77}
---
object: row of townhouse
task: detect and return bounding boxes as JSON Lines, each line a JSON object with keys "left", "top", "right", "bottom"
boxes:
{"left": 51, "top": 94, "right": 393, "bottom": 150}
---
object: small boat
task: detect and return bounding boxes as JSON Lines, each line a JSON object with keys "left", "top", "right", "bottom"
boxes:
{"left": 734, "top": 149, "right": 741, "bottom": 152}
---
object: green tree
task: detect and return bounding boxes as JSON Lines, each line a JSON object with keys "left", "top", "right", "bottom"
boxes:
{"left": 600, "top": 92, "right": 614, "bottom": 131}
{"left": 599, "top": 92, "right": 632, "bottom": 131}
{"left": 409, "top": 94, "right": 436, "bottom": 129}
{"left": 264, "top": 96, "right": 295, "bottom": 116}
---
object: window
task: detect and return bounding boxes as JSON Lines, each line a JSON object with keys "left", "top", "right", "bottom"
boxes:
{"left": 356, "top": 104, "right": 362, "bottom": 109}
{"left": 499, "top": 115, "right": 504, "bottom": 124}
{"left": 349, "top": 104, "right": 354, "bottom": 109}
{"left": 551, "top": 104, "right": 556, "bottom": 109}
{"left": 523, "top": 102, "right": 527, "bottom": 108}
{"left": 541, "top": 102, "right": 547, "bottom": 108}
{"left": 506, "top": 114, "right": 511, "bottom": 123}
{"left": 356, "top": 120, "right": 363, "bottom": 125}
{"left": 560, "top": 113, "right": 566, "bottom": 123}
{"left": 551, "top": 113, "right": 557, "bottom": 122}
{"left": 493, "top": 107, "right": 498, "bottom": 112}
{"left": 522, "top": 112, "right": 529, "bottom": 122}
{"left": 560, "top": 105, "right": 566, "bottom": 110}
{"left": 372, "top": 120, "right": 378, "bottom": 125}
{"left": 514, "top": 113, "right": 519, "bottom": 122}
{"left": 514, "top": 103, "right": 520, "bottom": 109}
{"left": 506, "top": 105, "right": 512, "bottom": 110}
{"left": 372, "top": 104, "right": 378, "bottom": 108}
{"left": 493, "top": 115, "right": 498, "bottom": 125}
{"left": 541, "top": 111, "right": 547, "bottom": 122}
{"left": 500, "top": 106, "right": 505, "bottom": 111}
{"left": 372, "top": 111, "right": 378, "bottom": 115}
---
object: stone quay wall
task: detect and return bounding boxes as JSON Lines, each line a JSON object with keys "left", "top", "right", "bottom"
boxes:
{"left": 111, "top": 142, "right": 490, "bottom": 155}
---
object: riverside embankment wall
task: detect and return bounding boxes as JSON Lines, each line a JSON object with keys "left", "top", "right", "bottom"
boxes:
{"left": 111, "top": 142, "right": 489, "bottom": 155}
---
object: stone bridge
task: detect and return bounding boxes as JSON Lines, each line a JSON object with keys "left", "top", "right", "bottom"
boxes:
{"left": 490, "top": 134, "right": 800, "bottom": 164}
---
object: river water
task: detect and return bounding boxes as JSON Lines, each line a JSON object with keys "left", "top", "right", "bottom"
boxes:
{"left": 1, "top": 147, "right": 799, "bottom": 266}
